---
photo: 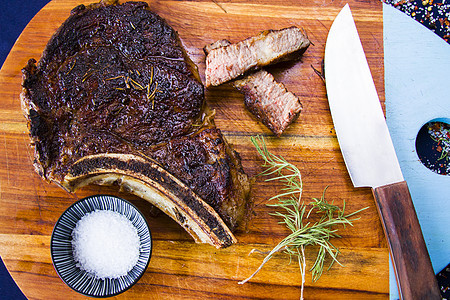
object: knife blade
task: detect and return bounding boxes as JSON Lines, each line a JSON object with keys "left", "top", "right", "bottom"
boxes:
{"left": 324, "top": 4, "right": 440, "bottom": 299}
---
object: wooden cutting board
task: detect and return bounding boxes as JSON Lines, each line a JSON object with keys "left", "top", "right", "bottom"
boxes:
{"left": 0, "top": 0, "right": 388, "bottom": 299}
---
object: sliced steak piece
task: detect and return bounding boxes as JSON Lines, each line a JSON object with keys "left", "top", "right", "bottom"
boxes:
{"left": 20, "top": 0, "right": 251, "bottom": 248}
{"left": 203, "top": 39, "right": 233, "bottom": 55}
{"left": 205, "top": 26, "right": 310, "bottom": 87}
{"left": 233, "top": 71, "right": 302, "bottom": 136}
{"left": 204, "top": 40, "right": 302, "bottom": 136}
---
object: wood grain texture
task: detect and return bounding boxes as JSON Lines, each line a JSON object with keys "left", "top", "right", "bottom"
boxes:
{"left": 372, "top": 181, "right": 440, "bottom": 299}
{"left": 0, "top": 0, "right": 388, "bottom": 298}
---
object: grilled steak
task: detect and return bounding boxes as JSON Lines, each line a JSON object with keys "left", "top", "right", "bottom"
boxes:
{"left": 205, "top": 26, "right": 310, "bottom": 87}
{"left": 205, "top": 39, "right": 302, "bottom": 136}
{"left": 21, "top": 0, "right": 250, "bottom": 248}
{"left": 233, "top": 70, "right": 302, "bottom": 136}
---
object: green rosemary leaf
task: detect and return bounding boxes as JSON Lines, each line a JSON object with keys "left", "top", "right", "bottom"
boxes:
{"left": 241, "top": 135, "right": 369, "bottom": 296}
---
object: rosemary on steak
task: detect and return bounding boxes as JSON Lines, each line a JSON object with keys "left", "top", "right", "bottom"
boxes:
{"left": 104, "top": 67, "right": 161, "bottom": 109}
{"left": 240, "top": 136, "right": 368, "bottom": 298}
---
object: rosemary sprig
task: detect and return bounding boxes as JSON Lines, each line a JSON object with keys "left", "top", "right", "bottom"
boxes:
{"left": 240, "top": 136, "right": 368, "bottom": 298}
{"left": 82, "top": 68, "right": 95, "bottom": 82}
{"left": 66, "top": 59, "right": 76, "bottom": 75}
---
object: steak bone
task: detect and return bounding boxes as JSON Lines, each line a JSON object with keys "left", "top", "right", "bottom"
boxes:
{"left": 62, "top": 153, "right": 237, "bottom": 248}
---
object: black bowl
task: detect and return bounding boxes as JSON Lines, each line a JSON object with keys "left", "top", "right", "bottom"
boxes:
{"left": 51, "top": 195, "right": 152, "bottom": 297}
{"left": 416, "top": 120, "right": 450, "bottom": 175}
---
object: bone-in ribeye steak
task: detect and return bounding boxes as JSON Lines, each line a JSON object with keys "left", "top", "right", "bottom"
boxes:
{"left": 20, "top": 0, "right": 251, "bottom": 248}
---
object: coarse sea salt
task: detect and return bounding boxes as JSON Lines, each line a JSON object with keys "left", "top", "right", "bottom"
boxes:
{"left": 71, "top": 210, "right": 140, "bottom": 279}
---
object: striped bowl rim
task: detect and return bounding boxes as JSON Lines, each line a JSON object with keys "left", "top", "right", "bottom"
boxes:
{"left": 50, "top": 195, "right": 152, "bottom": 297}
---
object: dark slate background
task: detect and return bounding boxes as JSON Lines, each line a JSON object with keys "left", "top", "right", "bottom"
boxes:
{"left": 0, "top": 2, "right": 50, "bottom": 299}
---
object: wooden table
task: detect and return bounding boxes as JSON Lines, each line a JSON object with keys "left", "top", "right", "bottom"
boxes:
{"left": 0, "top": 0, "right": 388, "bottom": 298}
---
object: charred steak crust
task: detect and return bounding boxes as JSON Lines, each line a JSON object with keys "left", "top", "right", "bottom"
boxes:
{"left": 21, "top": 0, "right": 205, "bottom": 181}
{"left": 21, "top": 0, "right": 250, "bottom": 237}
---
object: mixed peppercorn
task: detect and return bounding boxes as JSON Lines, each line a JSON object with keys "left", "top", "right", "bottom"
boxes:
{"left": 384, "top": 0, "right": 450, "bottom": 43}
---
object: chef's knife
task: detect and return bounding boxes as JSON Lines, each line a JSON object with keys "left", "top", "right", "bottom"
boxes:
{"left": 324, "top": 4, "right": 440, "bottom": 299}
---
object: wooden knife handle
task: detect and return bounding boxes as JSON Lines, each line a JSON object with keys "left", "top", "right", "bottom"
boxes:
{"left": 372, "top": 181, "right": 441, "bottom": 300}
